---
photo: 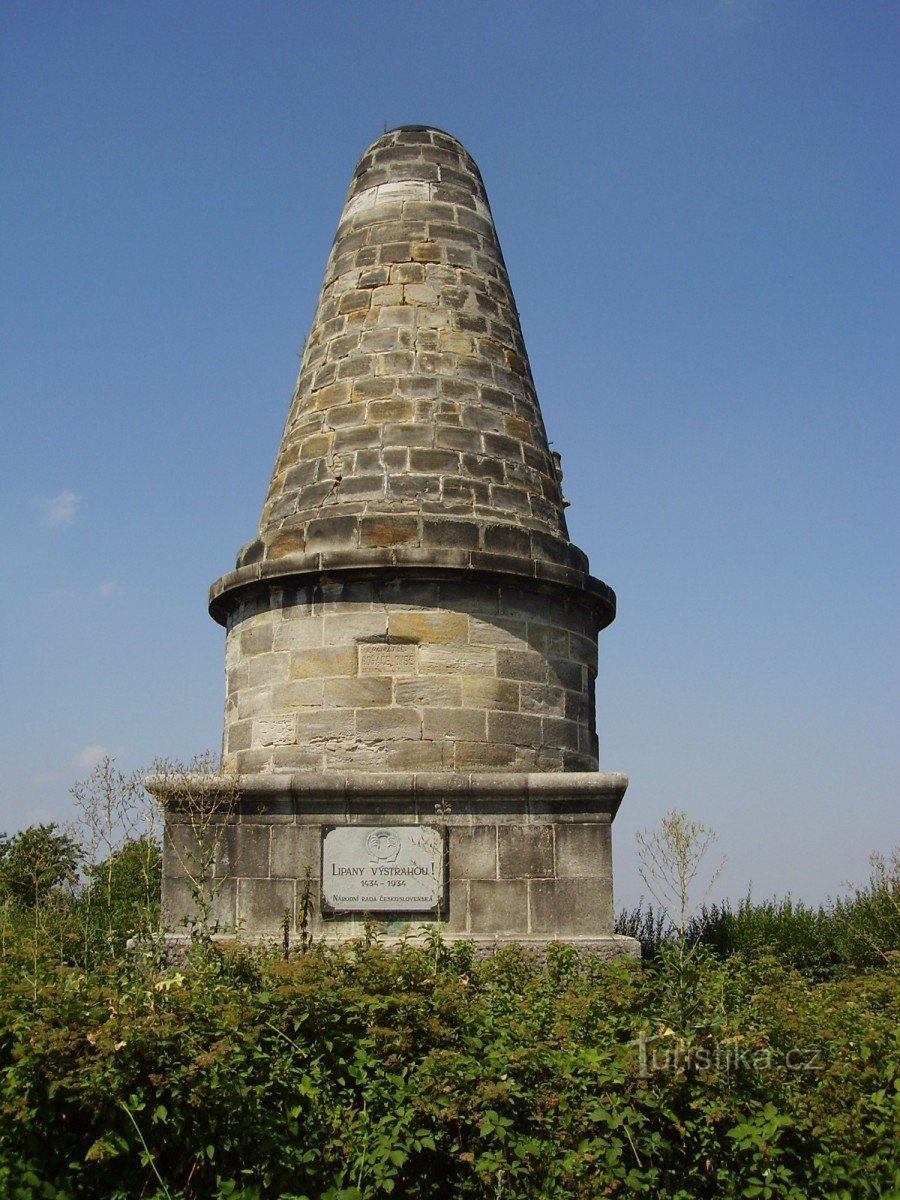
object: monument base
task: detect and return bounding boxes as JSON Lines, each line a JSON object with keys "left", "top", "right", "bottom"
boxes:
{"left": 158, "top": 934, "right": 640, "bottom": 962}
{"left": 155, "top": 771, "right": 632, "bottom": 948}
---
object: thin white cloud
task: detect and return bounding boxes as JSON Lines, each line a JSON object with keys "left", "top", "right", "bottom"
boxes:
{"left": 31, "top": 772, "right": 60, "bottom": 786}
{"left": 37, "top": 490, "right": 81, "bottom": 527}
{"left": 73, "top": 745, "right": 108, "bottom": 768}
{"left": 98, "top": 581, "right": 119, "bottom": 598}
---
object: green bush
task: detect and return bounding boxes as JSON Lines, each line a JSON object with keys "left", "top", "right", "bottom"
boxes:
{"left": 0, "top": 823, "right": 161, "bottom": 971}
{"left": 618, "top": 848, "right": 900, "bottom": 981}
{"left": 1, "top": 809, "right": 896, "bottom": 1198}
{"left": 76, "top": 834, "right": 162, "bottom": 961}
{"left": 0, "top": 934, "right": 896, "bottom": 1199}
{"left": 0, "top": 824, "right": 80, "bottom": 909}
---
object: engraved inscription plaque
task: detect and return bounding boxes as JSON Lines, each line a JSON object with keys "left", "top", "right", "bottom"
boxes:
{"left": 358, "top": 643, "right": 417, "bottom": 676}
{"left": 322, "top": 825, "right": 445, "bottom": 913}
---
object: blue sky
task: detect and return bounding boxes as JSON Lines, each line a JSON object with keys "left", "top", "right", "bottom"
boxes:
{"left": 2, "top": 0, "right": 897, "bottom": 910}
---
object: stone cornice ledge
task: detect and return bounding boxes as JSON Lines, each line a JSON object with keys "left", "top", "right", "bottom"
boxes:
{"left": 208, "top": 553, "right": 616, "bottom": 628}
{"left": 147, "top": 770, "right": 628, "bottom": 817}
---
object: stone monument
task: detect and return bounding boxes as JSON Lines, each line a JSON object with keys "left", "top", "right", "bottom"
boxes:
{"left": 155, "top": 126, "right": 637, "bottom": 955}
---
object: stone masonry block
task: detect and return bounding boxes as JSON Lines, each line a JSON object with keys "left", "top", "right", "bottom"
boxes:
{"left": 226, "top": 720, "right": 253, "bottom": 753}
{"left": 272, "top": 618, "right": 325, "bottom": 651}
{"left": 254, "top": 716, "right": 296, "bottom": 747}
{"left": 542, "top": 717, "right": 582, "bottom": 752}
{"left": 359, "top": 516, "right": 419, "bottom": 547}
{"left": 163, "top": 822, "right": 216, "bottom": 880}
{"left": 356, "top": 708, "right": 421, "bottom": 740}
{"left": 519, "top": 683, "right": 566, "bottom": 717}
{"left": 393, "top": 677, "right": 462, "bottom": 706}
{"left": 454, "top": 740, "right": 517, "bottom": 769}
{"left": 290, "top": 646, "right": 359, "bottom": 679}
{"left": 468, "top": 880, "right": 527, "bottom": 935}
{"left": 554, "top": 823, "right": 612, "bottom": 879}
{"left": 422, "top": 519, "right": 480, "bottom": 549}
{"left": 229, "top": 749, "right": 276, "bottom": 773}
{"left": 271, "top": 746, "right": 325, "bottom": 771}
{"left": 460, "top": 676, "right": 518, "bottom": 711}
{"left": 371, "top": 285, "right": 404, "bottom": 306}
{"left": 498, "top": 825, "right": 554, "bottom": 880}
{"left": 240, "top": 625, "right": 274, "bottom": 656}
{"left": 408, "top": 448, "right": 460, "bottom": 474}
{"left": 487, "top": 711, "right": 543, "bottom": 747}
{"left": 381, "top": 422, "right": 433, "bottom": 447}
{"left": 568, "top": 632, "right": 599, "bottom": 668}
{"left": 270, "top": 825, "right": 321, "bottom": 880}
{"left": 496, "top": 649, "right": 548, "bottom": 683}
{"left": 219, "top": 824, "right": 270, "bottom": 879}
{"left": 238, "top": 878, "right": 295, "bottom": 933}
{"left": 443, "top": 880, "right": 469, "bottom": 934}
{"left": 323, "top": 677, "right": 392, "bottom": 707}
{"left": 390, "top": 261, "right": 426, "bottom": 283}
{"left": 359, "top": 643, "right": 417, "bottom": 675}
{"left": 322, "top": 612, "right": 388, "bottom": 644}
{"left": 529, "top": 878, "right": 613, "bottom": 938}
{"left": 324, "top": 740, "right": 387, "bottom": 770}
{"left": 389, "top": 610, "right": 468, "bottom": 644}
{"left": 468, "top": 618, "right": 528, "bottom": 648}
{"left": 422, "top": 708, "right": 487, "bottom": 741}
{"left": 483, "top": 525, "right": 532, "bottom": 559}
{"left": 418, "top": 644, "right": 495, "bottom": 674}
{"left": 305, "top": 516, "right": 361, "bottom": 552}
{"left": 271, "top": 680, "right": 325, "bottom": 711}
{"left": 162, "top": 878, "right": 236, "bottom": 933}
{"left": 246, "top": 654, "right": 292, "bottom": 688}
{"left": 450, "top": 826, "right": 497, "bottom": 880}
{"left": 385, "top": 740, "right": 446, "bottom": 770}
{"left": 547, "top": 657, "right": 584, "bottom": 691}
{"left": 526, "top": 623, "right": 570, "bottom": 657}
{"left": 367, "top": 397, "right": 416, "bottom": 421}
{"left": 297, "top": 710, "right": 356, "bottom": 741}
{"left": 436, "top": 582, "right": 500, "bottom": 614}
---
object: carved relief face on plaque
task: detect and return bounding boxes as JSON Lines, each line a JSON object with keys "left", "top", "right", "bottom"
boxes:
{"left": 321, "top": 825, "right": 445, "bottom": 914}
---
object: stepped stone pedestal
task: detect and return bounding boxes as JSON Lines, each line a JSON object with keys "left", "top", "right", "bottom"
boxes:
{"left": 153, "top": 126, "right": 638, "bottom": 957}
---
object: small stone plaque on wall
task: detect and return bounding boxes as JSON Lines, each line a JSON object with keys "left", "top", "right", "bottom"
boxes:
{"left": 358, "top": 643, "right": 417, "bottom": 675}
{"left": 321, "top": 825, "right": 445, "bottom": 914}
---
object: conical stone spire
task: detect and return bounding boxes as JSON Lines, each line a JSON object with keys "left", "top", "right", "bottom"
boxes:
{"left": 210, "top": 126, "right": 613, "bottom": 623}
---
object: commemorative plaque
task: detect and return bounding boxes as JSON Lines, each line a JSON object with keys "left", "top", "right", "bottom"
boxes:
{"left": 321, "top": 825, "right": 445, "bottom": 914}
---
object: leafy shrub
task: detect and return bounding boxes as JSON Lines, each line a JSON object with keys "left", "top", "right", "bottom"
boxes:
{"left": 614, "top": 899, "right": 668, "bottom": 957}
{"left": 0, "top": 934, "right": 896, "bottom": 1199}
{"left": 693, "top": 895, "right": 846, "bottom": 979}
{"left": 76, "top": 834, "right": 162, "bottom": 962}
{"left": 619, "top": 846, "right": 900, "bottom": 980}
{"left": 0, "top": 824, "right": 80, "bottom": 909}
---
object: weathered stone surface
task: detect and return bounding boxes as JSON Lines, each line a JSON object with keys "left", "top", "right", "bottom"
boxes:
{"left": 469, "top": 880, "right": 528, "bottom": 935}
{"left": 219, "top": 579, "right": 605, "bottom": 774}
{"left": 238, "top": 878, "right": 295, "bottom": 930}
{"left": 163, "top": 878, "right": 237, "bottom": 932}
{"left": 220, "top": 824, "right": 270, "bottom": 879}
{"left": 158, "top": 127, "right": 630, "bottom": 948}
{"left": 157, "top": 777, "right": 629, "bottom": 941}
{"left": 529, "top": 878, "right": 614, "bottom": 938}
{"left": 554, "top": 822, "right": 612, "bottom": 879}
{"left": 449, "top": 827, "right": 497, "bottom": 880}
{"left": 210, "top": 126, "right": 614, "bottom": 627}
{"left": 498, "top": 825, "right": 554, "bottom": 879}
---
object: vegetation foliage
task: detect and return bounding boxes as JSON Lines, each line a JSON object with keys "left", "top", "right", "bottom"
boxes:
{"left": 0, "top": 777, "right": 896, "bottom": 1199}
